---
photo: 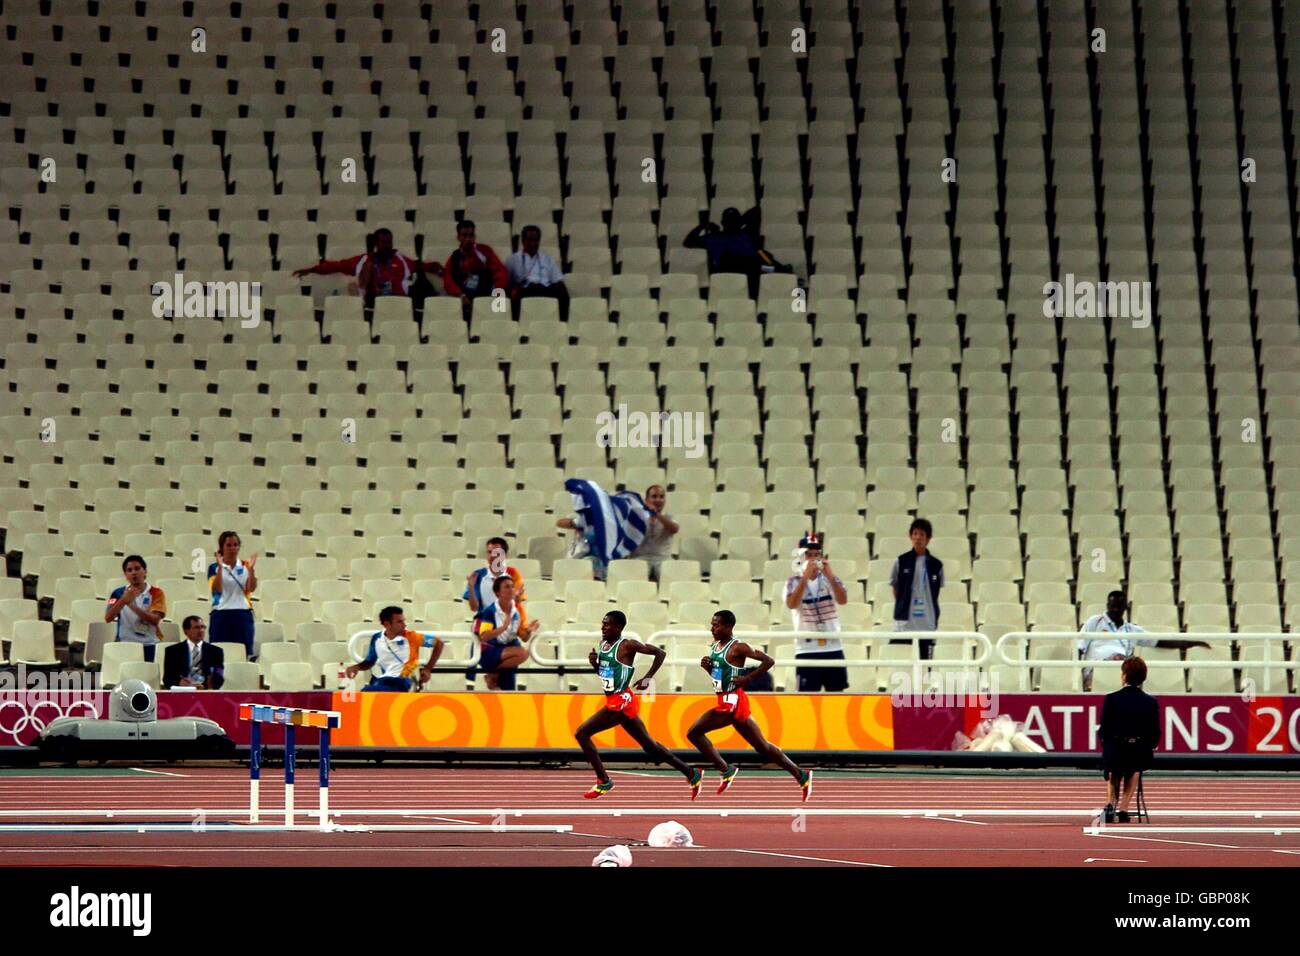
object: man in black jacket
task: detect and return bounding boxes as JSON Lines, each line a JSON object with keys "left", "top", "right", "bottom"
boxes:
{"left": 162, "top": 616, "right": 225, "bottom": 689}
{"left": 1099, "top": 656, "right": 1160, "bottom": 823}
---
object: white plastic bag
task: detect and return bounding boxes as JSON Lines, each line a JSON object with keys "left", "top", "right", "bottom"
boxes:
{"left": 647, "top": 820, "right": 694, "bottom": 847}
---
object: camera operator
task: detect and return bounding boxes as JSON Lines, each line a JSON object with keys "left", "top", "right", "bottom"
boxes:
{"left": 783, "top": 533, "right": 850, "bottom": 692}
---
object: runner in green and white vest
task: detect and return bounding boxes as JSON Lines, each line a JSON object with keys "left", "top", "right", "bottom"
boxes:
{"left": 575, "top": 610, "right": 703, "bottom": 800}
{"left": 687, "top": 610, "right": 813, "bottom": 801}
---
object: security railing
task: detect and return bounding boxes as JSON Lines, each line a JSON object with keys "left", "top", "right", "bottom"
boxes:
{"left": 993, "top": 631, "right": 1296, "bottom": 692}
{"left": 524, "top": 629, "right": 993, "bottom": 692}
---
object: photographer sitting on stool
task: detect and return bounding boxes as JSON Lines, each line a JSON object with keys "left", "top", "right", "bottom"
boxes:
{"left": 1099, "top": 656, "right": 1160, "bottom": 823}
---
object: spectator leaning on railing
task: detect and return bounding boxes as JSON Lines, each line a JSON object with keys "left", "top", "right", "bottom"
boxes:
{"left": 1078, "top": 590, "right": 1210, "bottom": 692}
{"left": 783, "top": 532, "right": 850, "bottom": 692}
{"left": 346, "top": 605, "right": 444, "bottom": 693}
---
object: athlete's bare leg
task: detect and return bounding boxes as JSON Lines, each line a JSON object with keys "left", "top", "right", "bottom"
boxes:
{"left": 734, "top": 716, "right": 803, "bottom": 780}
{"left": 574, "top": 708, "right": 622, "bottom": 782}
{"left": 618, "top": 714, "right": 696, "bottom": 778}
{"left": 686, "top": 709, "right": 734, "bottom": 773}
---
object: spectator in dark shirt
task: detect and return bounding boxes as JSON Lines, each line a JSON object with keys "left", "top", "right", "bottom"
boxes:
{"left": 162, "top": 616, "right": 225, "bottom": 689}
{"left": 888, "top": 517, "right": 944, "bottom": 660}
{"left": 443, "top": 219, "right": 509, "bottom": 319}
{"left": 684, "top": 206, "right": 763, "bottom": 295}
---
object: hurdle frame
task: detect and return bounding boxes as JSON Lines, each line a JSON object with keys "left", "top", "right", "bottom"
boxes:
{"left": 240, "top": 703, "right": 339, "bottom": 829}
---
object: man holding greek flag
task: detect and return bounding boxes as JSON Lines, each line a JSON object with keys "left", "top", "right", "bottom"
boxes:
{"left": 556, "top": 479, "right": 653, "bottom": 581}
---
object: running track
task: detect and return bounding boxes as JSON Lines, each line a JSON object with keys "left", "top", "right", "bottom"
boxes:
{"left": 1, "top": 767, "right": 1298, "bottom": 867}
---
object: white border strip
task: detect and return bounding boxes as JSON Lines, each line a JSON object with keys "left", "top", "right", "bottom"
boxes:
{"left": 2, "top": 807, "right": 1300, "bottom": 818}
{"left": 1084, "top": 826, "right": 1300, "bottom": 835}
{"left": 0, "top": 823, "right": 573, "bottom": 834}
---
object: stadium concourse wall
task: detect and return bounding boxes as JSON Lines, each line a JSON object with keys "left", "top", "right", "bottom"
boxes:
{"left": 4, "top": 690, "right": 1300, "bottom": 768}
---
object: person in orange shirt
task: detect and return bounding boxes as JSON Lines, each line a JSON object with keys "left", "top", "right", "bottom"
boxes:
{"left": 105, "top": 554, "right": 167, "bottom": 663}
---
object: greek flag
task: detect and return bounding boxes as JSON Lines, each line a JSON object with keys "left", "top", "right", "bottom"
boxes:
{"left": 564, "top": 479, "right": 652, "bottom": 563}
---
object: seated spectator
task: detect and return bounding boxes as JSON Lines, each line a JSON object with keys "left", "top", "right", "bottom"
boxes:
{"left": 506, "top": 224, "right": 569, "bottom": 320}
{"left": 292, "top": 227, "right": 443, "bottom": 305}
{"left": 464, "top": 537, "right": 528, "bottom": 613}
{"left": 104, "top": 555, "right": 167, "bottom": 663}
{"left": 629, "top": 485, "right": 679, "bottom": 582}
{"left": 468, "top": 576, "right": 539, "bottom": 691}
{"left": 684, "top": 206, "right": 763, "bottom": 294}
{"left": 163, "top": 616, "right": 224, "bottom": 689}
{"left": 442, "top": 218, "right": 508, "bottom": 318}
{"left": 346, "top": 605, "right": 445, "bottom": 692}
{"left": 1100, "top": 656, "right": 1160, "bottom": 824}
{"left": 1078, "top": 591, "right": 1210, "bottom": 692}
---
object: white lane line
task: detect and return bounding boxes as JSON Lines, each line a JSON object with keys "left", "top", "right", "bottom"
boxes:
{"left": 129, "top": 767, "right": 188, "bottom": 777}
{"left": 726, "top": 848, "right": 893, "bottom": 867}
{"left": 6, "top": 807, "right": 1300, "bottom": 819}
{"left": 1084, "top": 857, "right": 1148, "bottom": 863}
{"left": 929, "top": 816, "right": 988, "bottom": 826}
{"left": 1084, "top": 832, "right": 1243, "bottom": 850}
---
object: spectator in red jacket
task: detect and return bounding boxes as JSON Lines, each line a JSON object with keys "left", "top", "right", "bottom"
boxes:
{"left": 293, "top": 228, "right": 443, "bottom": 304}
{"left": 443, "top": 219, "right": 508, "bottom": 317}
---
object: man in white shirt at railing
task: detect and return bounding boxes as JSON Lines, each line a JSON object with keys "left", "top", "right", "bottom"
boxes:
{"left": 783, "top": 533, "right": 849, "bottom": 691}
{"left": 1078, "top": 591, "right": 1210, "bottom": 691}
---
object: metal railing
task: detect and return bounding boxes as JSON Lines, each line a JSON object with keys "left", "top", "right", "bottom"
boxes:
{"left": 994, "top": 631, "right": 1296, "bottom": 692}
{"left": 529, "top": 629, "right": 992, "bottom": 671}
{"left": 347, "top": 630, "right": 482, "bottom": 668}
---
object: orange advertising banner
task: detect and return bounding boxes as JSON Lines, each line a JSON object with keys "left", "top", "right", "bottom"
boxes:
{"left": 329, "top": 692, "right": 895, "bottom": 751}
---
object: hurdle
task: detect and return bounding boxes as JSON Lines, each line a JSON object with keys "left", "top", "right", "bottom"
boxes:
{"left": 239, "top": 703, "right": 339, "bottom": 829}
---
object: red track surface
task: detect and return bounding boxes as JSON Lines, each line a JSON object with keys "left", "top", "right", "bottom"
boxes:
{"left": 1, "top": 767, "right": 1298, "bottom": 867}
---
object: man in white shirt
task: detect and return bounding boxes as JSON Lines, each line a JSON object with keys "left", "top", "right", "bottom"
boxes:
{"left": 783, "top": 533, "right": 850, "bottom": 691}
{"left": 1078, "top": 591, "right": 1210, "bottom": 691}
{"left": 506, "top": 224, "right": 569, "bottom": 319}
{"left": 346, "top": 606, "right": 444, "bottom": 693}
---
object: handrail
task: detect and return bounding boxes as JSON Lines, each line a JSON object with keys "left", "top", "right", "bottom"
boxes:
{"left": 528, "top": 629, "right": 992, "bottom": 669}
{"left": 347, "top": 629, "right": 482, "bottom": 668}
{"left": 994, "top": 631, "right": 1296, "bottom": 692}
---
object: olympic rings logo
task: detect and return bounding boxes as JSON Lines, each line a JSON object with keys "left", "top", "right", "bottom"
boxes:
{"left": 0, "top": 698, "right": 100, "bottom": 744}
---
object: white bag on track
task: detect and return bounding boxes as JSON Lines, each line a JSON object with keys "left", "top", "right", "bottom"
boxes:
{"left": 647, "top": 820, "right": 694, "bottom": 847}
{"left": 592, "top": 845, "right": 633, "bottom": 867}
